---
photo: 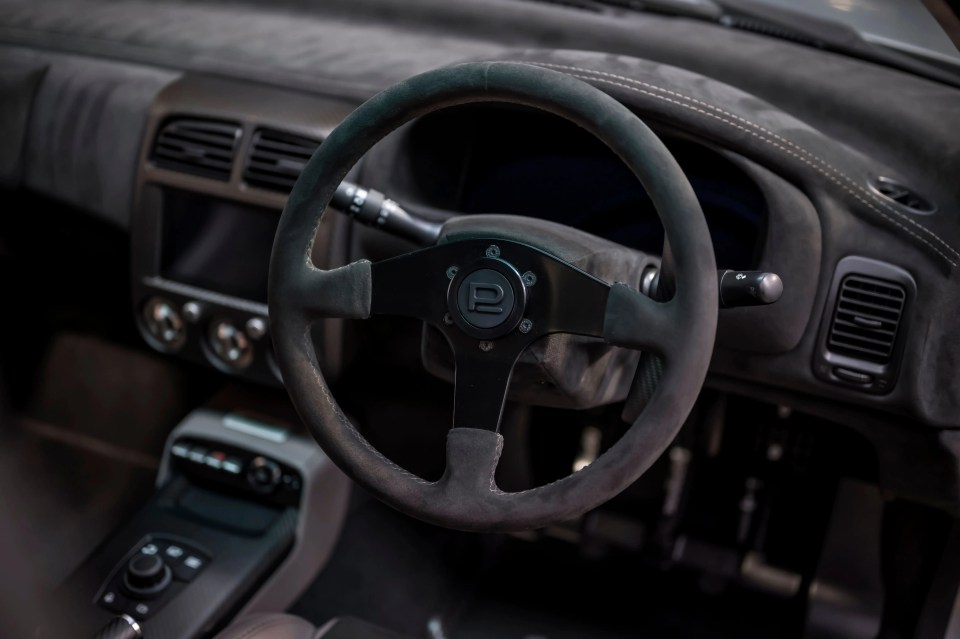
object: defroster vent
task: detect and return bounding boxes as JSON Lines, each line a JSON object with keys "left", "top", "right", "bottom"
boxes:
{"left": 151, "top": 117, "right": 241, "bottom": 181}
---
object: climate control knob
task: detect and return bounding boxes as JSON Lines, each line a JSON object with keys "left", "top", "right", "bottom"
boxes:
{"left": 208, "top": 319, "right": 254, "bottom": 370}
{"left": 143, "top": 298, "right": 186, "bottom": 350}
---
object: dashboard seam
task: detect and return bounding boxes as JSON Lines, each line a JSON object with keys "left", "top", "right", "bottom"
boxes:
{"left": 515, "top": 61, "right": 959, "bottom": 268}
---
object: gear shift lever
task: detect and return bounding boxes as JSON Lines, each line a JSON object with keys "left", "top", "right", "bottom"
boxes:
{"left": 93, "top": 614, "right": 142, "bottom": 639}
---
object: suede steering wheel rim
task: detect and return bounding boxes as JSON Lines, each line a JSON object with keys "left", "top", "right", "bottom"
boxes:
{"left": 269, "top": 62, "right": 718, "bottom": 533}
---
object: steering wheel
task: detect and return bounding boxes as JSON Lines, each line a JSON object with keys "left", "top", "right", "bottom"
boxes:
{"left": 269, "top": 62, "right": 718, "bottom": 533}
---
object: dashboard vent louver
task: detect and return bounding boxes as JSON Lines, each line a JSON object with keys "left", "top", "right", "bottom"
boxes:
{"left": 151, "top": 117, "right": 241, "bottom": 181}
{"left": 827, "top": 275, "right": 905, "bottom": 364}
{"left": 243, "top": 129, "right": 321, "bottom": 194}
{"left": 719, "top": 15, "right": 822, "bottom": 48}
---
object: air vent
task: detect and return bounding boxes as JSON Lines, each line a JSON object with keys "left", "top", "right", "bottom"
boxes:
{"left": 243, "top": 129, "right": 321, "bottom": 194}
{"left": 815, "top": 257, "right": 913, "bottom": 394}
{"left": 827, "top": 275, "right": 905, "bottom": 364}
{"left": 869, "top": 177, "right": 935, "bottom": 215}
{"left": 152, "top": 117, "right": 241, "bottom": 181}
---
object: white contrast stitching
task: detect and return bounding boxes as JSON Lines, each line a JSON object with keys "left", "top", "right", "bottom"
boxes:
{"left": 511, "top": 60, "right": 958, "bottom": 268}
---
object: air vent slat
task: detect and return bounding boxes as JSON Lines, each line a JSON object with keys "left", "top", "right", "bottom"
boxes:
{"left": 244, "top": 171, "right": 299, "bottom": 186}
{"left": 151, "top": 117, "right": 241, "bottom": 181}
{"left": 243, "top": 128, "right": 321, "bottom": 194}
{"left": 840, "top": 286, "right": 904, "bottom": 303}
{"left": 159, "top": 129, "right": 237, "bottom": 150}
{"left": 826, "top": 274, "right": 905, "bottom": 364}
{"left": 245, "top": 167, "right": 297, "bottom": 179}
{"left": 252, "top": 138, "right": 318, "bottom": 157}
{"left": 153, "top": 153, "right": 232, "bottom": 169}
{"left": 827, "top": 341, "right": 892, "bottom": 359}
{"left": 246, "top": 148, "right": 312, "bottom": 164}
{"left": 245, "top": 174, "right": 298, "bottom": 189}
{"left": 245, "top": 159, "right": 304, "bottom": 175}
{"left": 154, "top": 144, "right": 232, "bottom": 162}
{"left": 836, "top": 299, "right": 901, "bottom": 317}
{"left": 833, "top": 319, "right": 896, "bottom": 336}
{"left": 154, "top": 142, "right": 234, "bottom": 162}
{"left": 153, "top": 154, "right": 232, "bottom": 171}
{"left": 843, "top": 278, "right": 905, "bottom": 295}
{"left": 165, "top": 120, "right": 241, "bottom": 135}
{"left": 829, "top": 330, "right": 895, "bottom": 350}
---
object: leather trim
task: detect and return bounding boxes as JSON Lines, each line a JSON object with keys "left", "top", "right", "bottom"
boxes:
{"left": 520, "top": 61, "right": 959, "bottom": 268}
{"left": 212, "top": 614, "right": 318, "bottom": 639}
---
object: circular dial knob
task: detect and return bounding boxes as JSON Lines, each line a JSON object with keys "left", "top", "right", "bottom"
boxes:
{"left": 123, "top": 553, "right": 172, "bottom": 597}
{"left": 208, "top": 319, "right": 254, "bottom": 370}
{"left": 143, "top": 297, "right": 186, "bottom": 350}
{"left": 246, "top": 456, "right": 282, "bottom": 494}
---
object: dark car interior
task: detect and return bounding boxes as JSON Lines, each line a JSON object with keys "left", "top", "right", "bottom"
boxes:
{"left": 2, "top": 0, "right": 960, "bottom": 637}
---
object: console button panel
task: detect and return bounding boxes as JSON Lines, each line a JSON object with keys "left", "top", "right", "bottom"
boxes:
{"left": 170, "top": 437, "right": 302, "bottom": 507}
{"left": 97, "top": 535, "right": 210, "bottom": 620}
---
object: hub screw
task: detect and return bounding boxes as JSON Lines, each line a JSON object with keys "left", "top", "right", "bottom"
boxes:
{"left": 443, "top": 313, "right": 454, "bottom": 326}
{"left": 479, "top": 341, "right": 494, "bottom": 352}
{"left": 519, "top": 319, "right": 533, "bottom": 334}
{"left": 446, "top": 265, "right": 459, "bottom": 280}
{"left": 485, "top": 245, "right": 500, "bottom": 258}
{"left": 521, "top": 271, "right": 537, "bottom": 287}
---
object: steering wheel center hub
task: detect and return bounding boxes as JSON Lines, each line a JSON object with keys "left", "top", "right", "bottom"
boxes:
{"left": 447, "top": 256, "right": 527, "bottom": 339}
{"left": 458, "top": 269, "right": 514, "bottom": 327}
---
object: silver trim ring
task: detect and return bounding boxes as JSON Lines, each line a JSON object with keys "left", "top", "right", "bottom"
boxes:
{"left": 120, "top": 614, "right": 143, "bottom": 638}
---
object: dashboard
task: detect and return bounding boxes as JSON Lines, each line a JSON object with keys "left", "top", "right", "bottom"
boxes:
{"left": 126, "top": 74, "right": 814, "bottom": 389}
{"left": 3, "top": 0, "right": 960, "bottom": 505}
{"left": 127, "top": 77, "right": 354, "bottom": 385}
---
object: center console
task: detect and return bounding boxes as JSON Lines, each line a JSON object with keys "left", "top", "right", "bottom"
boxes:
{"left": 47, "top": 409, "right": 350, "bottom": 638}
{"left": 130, "top": 75, "right": 356, "bottom": 384}
{"left": 56, "top": 73, "right": 363, "bottom": 639}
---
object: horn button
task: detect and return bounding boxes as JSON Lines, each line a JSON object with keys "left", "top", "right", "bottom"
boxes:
{"left": 447, "top": 257, "right": 527, "bottom": 340}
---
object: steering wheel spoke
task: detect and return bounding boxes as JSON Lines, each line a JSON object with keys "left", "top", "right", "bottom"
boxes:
{"left": 370, "top": 248, "right": 451, "bottom": 323}
{"left": 449, "top": 336, "right": 527, "bottom": 432}
{"left": 289, "top": 260, "right": 373, "bottom": 320}
{"left": 538, "top": 267, "right": 611, "bottom": 339}
{"left": 602, "top": 283, "right": 682, "bottom": 359}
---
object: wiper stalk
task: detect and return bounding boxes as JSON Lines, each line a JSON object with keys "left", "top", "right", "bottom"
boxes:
{"left": 330, "top": 182, "right": 442, "bottom": 246}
